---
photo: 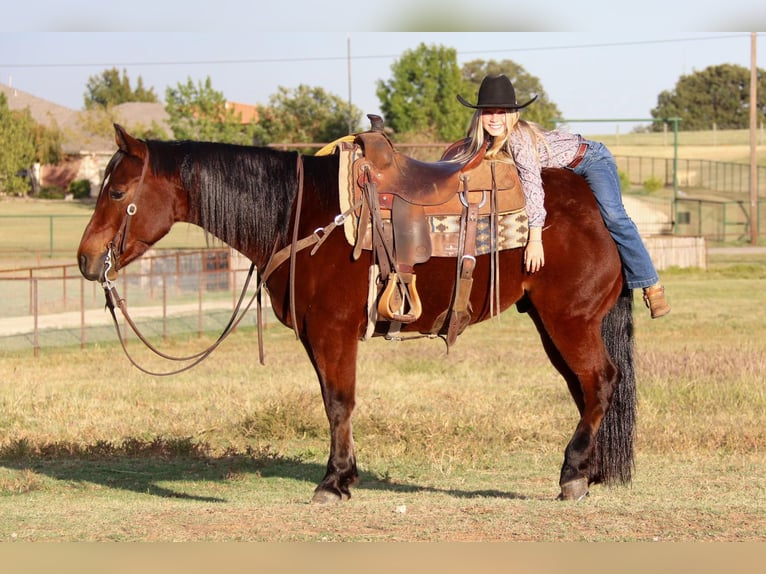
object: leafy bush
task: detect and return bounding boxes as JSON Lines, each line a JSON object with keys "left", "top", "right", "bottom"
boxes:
{"left": 618, "top": 170, "right": 631, "bottom": 191}
{"left": 643, "top": 175, "right": 664, "bottom": 193}
{"left": 68, "top": 179, "right": 92, "bottom": 199}
{"left": 38, "top": 185, "right": 66, "bottom": 199}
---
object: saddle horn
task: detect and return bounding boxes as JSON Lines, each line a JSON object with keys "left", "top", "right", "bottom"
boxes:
{"left": 367, "top": 114, "right": 385, "bottom": 132}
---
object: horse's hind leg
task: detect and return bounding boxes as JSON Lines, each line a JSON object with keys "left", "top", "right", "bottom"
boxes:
{"left": 299, "top": 325, "right": 360, "bottom": 504}
{"left": 526, "top": 307, "right": 619, "bottom": 500}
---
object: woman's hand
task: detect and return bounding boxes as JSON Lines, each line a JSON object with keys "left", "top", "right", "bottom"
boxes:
{"left": 524, "top": 228, "right": 545, "bottom": 273}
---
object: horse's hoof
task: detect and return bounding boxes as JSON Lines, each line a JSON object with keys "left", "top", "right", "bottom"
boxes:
{"left": 311, "top": 488, "right": 347, "bottom": 504}
{"left": 557, "top": 478, "right": 589, "bottom": 501}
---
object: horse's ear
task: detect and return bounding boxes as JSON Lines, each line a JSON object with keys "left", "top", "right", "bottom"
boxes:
{"left": 113, "top": 123, "right": 147, "bottom": 159}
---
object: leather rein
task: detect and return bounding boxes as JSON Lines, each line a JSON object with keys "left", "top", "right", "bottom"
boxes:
{"left": 100, "top": 152, "right": 358, "bottom": 376}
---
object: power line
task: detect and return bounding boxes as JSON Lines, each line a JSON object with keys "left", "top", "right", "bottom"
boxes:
{"left": 457, "top": 34, "right": 753, "bottom": 56}
{"left": 0, "top": 34, "right": 756, "bottom": 69}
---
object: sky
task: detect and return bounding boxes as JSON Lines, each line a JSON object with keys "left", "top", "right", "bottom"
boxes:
{"left": 1, "top": 4, "right": 764, "bottom": 137}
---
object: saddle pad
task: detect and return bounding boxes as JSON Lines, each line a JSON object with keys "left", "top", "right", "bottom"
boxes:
{"left": 334, "top": 142, "right": 528, "bottom": 256}
{"left": 429, "top": 210, "right": 529, "bottom": 257}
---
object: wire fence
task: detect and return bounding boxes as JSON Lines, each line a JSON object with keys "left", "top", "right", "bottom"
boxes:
{"left": 0, "top": 248, "right": 268, "bottom": 357}
{"left": 615, "top": 156, "right": 766, "bottom": 198}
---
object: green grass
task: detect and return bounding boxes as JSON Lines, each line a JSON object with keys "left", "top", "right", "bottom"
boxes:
{"left": 594, "top": 127, "right": 766, "bottom": 165}
{"left": 0, "top": 197, "right": 210, "bottom": 265}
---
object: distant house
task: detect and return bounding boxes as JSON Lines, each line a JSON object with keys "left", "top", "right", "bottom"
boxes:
{"left": 1, "top": 82, "right": 171, "bottom": 197}
{"left": 2, "top": 82, "right": 262, "bottom": 197}
{"left": 225, "top": 101, "right": 259, "bottom": 124}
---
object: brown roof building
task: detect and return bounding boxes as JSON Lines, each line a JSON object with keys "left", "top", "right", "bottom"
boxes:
{"left": 1, "top": 82, "right": 171, "bottom": 195}
{"left": 1, "top": 82, "right": 260, "bottom": 196}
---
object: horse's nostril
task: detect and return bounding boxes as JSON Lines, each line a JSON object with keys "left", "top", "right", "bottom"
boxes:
{"left": 78, "top": 253, "right": 99, "bottom": 281}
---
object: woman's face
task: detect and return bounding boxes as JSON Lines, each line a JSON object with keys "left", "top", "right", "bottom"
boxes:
{"left": 481, "top": 108, "right": 509, "bottom": 137}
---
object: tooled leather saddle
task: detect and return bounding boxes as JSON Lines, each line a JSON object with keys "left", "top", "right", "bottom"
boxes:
{"left": 342, "top": 115, "right": 528, "bottom": 345}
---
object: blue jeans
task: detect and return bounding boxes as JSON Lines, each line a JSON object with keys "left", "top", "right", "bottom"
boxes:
{"left": 569, "top": 141, "right": 659, "bottom": 289}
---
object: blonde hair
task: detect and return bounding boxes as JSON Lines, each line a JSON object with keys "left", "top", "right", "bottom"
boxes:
{"left": 447, "top": 109, "right": 549, "bottom": 164}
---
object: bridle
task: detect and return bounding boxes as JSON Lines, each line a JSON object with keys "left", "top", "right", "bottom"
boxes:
{"left": 103, "top": 151, "right": 149, "bottom": 276}
{"left": 99, "top": 150, "right": 246, "bottom": 376}
{"left": 98, "top": 151, "right": 358, "bottom": 376}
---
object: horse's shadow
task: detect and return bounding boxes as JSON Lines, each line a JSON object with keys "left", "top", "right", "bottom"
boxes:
{"left": 0, "top": 452, "right": 531, "bottom": 503}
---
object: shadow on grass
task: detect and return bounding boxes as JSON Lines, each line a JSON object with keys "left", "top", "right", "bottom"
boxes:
{"left": 0, "top": 437, "right": 531, "bottom": 502}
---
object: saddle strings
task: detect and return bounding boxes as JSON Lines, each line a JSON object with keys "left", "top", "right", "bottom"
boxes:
{"left": 489, "top": 161, "right": 501, "bottom": 317}
{"left": 288, "top": 154, "right": 305, "bottom": 340}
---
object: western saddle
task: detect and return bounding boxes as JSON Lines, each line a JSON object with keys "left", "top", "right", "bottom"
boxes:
{"left": 349, "top": 115, "right": 526, "bottom": 345}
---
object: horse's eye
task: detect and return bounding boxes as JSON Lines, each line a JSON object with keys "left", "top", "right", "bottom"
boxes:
{"left": 110, "top": 188, "right": 127, "bottom": 201}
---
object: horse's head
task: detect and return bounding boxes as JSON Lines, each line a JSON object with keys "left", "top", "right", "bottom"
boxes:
{"left": 77, "top": 124, "right": 184, "bottom": 282}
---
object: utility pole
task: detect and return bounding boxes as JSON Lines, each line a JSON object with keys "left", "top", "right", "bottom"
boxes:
{"left": 347, "top": 34, "right": 354, "bottom": 134}
{"left": 749, "top": 32, "right": 759, "bottom": 245}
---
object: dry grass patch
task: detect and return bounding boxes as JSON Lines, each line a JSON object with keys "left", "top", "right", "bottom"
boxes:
{"left": 1, "top": 258, "right": 766, "bottom": 540}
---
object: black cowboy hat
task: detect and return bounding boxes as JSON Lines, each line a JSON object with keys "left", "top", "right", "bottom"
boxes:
{"left": 457, "top": 74, "right": 537, "bottom": 110}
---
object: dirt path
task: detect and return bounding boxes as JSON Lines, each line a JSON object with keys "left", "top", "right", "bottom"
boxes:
{"left": 0, "top": 300, "right": 236, "bottom": 337}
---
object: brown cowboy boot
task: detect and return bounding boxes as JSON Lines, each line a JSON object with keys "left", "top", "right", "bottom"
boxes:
{"left": 643, "top": 283, "right": 670, "bottom": 319}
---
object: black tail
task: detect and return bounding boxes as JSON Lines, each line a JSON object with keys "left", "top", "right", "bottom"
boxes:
{"left": 591, "top": 287, "right": 636, "bottom": 485}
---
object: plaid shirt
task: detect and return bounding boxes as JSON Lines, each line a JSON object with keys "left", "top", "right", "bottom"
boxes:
{"left": 509, "top": 128, "right": 583, "bottom": 227}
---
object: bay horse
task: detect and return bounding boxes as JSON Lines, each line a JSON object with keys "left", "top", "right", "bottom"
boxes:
{"left": 77, "top": 124, "right": 636, "bottom": 503}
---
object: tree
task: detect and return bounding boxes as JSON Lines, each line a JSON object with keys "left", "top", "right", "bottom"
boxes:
{"left": 30, "top": 118, "right": 64, "bottom": 165}
{"left": 84, "top": 67, "right": 158, "bottom": 110}
{"left": 79, "top": 106, "right": 170, "bottom": 142}
{"left": 165, "top": 76, "right": 256, "bottom": 144}
{"left": 376, "top": 43, "right": 468, "bottom": 142}
{"left": 650, "top": 64, "right": 766, "bottom": 131}
{"left": 252, "top": 84, "right": 362, "bottom": 151}
{"left": 0, "top": 93, "right": 36, "bottom": 195}
{"left": 461, "top": 59, "right": 562, "bottom": 129}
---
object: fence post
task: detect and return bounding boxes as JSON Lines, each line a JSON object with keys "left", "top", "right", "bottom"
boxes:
{"left": 176, "top": 252, "right": 181, "bottom": 297}
{"left": 230, "top": 263, "right": 237, "bottom": 334}
{"left": 32, "top": 278, "right": 39, "bottom": 358}
{"left": 162, "top": 276, "right": 168, "bottom": 341}
{"left": 198, "top": 268, "right": 203, "bottom": 338}
{"left": 28, "top": 269, "right": 33, "bottom": 315}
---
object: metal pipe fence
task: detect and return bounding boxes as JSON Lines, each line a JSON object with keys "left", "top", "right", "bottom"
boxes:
{"left": 0, "top": 248, "right": 266, "bottom": 357}
{"left": 615, "top": 156, "right": 766, "bottom": 198}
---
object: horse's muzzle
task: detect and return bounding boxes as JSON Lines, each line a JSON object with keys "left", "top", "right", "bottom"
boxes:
{"left": 78, "top": 252, "right": 104, "bottom": 282}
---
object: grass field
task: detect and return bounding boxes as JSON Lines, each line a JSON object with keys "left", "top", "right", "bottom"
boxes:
{"left": 596, "top": 127, "right": 766, "bottom": 165}
{"left": 0, "top": 197, "right": 210, "bottom": 266}
{"left": 0, "top": 253, "right": 764, "bottom": 542}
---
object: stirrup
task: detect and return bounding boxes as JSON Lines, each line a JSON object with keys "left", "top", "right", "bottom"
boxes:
{"left": 643, "top": 284, "right": 670, "bottom": 319}
{"left": 377, "top": 273, "right": 422, "bottom": 324}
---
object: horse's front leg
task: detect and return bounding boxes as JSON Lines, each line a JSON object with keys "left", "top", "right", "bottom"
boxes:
{"left": 299, "top": 326, "right": 360, "bottom": 504}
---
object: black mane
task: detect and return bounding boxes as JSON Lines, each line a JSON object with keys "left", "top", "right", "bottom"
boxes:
{"left": 145, "top": 139, "right": 300, "bottom": 261}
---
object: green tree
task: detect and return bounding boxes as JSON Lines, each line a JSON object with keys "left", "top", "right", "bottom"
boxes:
{"left": 30, "top": 119, "right": 64, "bottom": 165}
{"left": 165, "top": 76, "right": 256, "bottom": 144}
{"left": 0, "top": 94, "right": 37, "bottom": 195}
{"left": 78, "top": 107, "right": 170, "bottom": 142}
{"left": 460, "top": 59, "right": 562, "bottom": 129}
{"left": 252, "top": 84, "right": 362, "bottom": 151}
{"left": 650, "top": 64, "right": 766, "bottom": 131}
{"left": 376, "top": 43, "right": 468, "bottom": 142}
{"left": 84, "top": 67, "right": 158, "bottom": 110}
